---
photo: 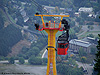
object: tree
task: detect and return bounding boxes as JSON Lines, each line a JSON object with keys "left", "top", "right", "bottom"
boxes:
{"left": 0, "top": 0, "right": 8, "bottom": 6}
{"left": 0, "top": 11, "right": 4, "bottom": 29}
{"left": 54, "top": 6, "right": 59, "bottom": 13}
{"left": 0, "top": 24, "right": 22, "bottom": 56}
{"left": 28, "top": 56, "right": 42, "bottom": 65}
{"left": 94, "top": 34, "right": 100, "bottom": 75}
{"left": 88, "top": 25, "right": 94, "bottom": 30}
{"left": 19, "top": 57, "right": 25, "bottom": 64}
{"left": 69, "top": 31, "right": 78, "bottom": 40}
{"left": 74, "top": 26, "right": 81, "bottom": 33}
{"left": 42, "top": 58, "right": 47, "bottom": 64}
{"left": 32, "top": 47, "right": 40, "bottom": 56}
{"left": 0, "top": 56, "right": 5, "bottom": 60}
{"left": 9, "top": 57, "right": 15, "bottom": 64}
{"left": 87, "top": 34, "right": 94, "bottom": 38}
{"left": 16, "top": 12, "right": 24, "bottom": 26}
{"left": 95, "top": 15, "right": 100, "bottom": 22}
{"left": 81, "top": 56, "right": 87, "bottom": 63}
{"left": 56, "top": 56, "right": 62, "bottom": 63}
{"left": 70, "top": 21, "right": 75, "bottom": 27}
{"left": 73, "top": 0, "right": 81, "bottom": 7}
{"left": 80, "top": 12, "right": 88, "bottom": 19}
{"left": 79, "top": 47, "right": 87, "bottom": 56}
{"left": 76, "top": 17, "right": 82, "bottom": 22}
{"left": 57, "top": 63, "right": 84, "bottom": 75}
{"left": 91, "top": 47, "right": 96, "bottom": 55}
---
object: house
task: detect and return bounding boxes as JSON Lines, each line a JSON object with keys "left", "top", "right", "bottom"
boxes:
{"left": 78, "top": 7, "right": 93, "bottom": 14}
{"left": 75, "top": 12, "right": 80, "bottom": 17}
{"left": 69, "top": 39, "right": 93, "bottom": 53}
{"left": 19, "top": 8, "right": 29, "bottom": 22}
{"left": 43, "top": 5, "right": 55, "bottom": 13}
{"left": 43, "top": 5, "right": 67, "bottom": 14}
{"left": 82, "top": 37, "right": 98, "bottom": 45}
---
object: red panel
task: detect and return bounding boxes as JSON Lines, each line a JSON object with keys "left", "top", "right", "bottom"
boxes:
{"left": 57, "top": 48, "right": 68, "bottom": 55}
{"left": 43, "top": 28, "right": 60, "bottom": 30}
{"left": 57, "top": 43, "right": 69, "bottom": 55}
{"left": 38, "top": 27, "right": 64, "bottom": 31}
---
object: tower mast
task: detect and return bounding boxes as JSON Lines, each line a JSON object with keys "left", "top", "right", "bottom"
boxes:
{"left": 35, "top": 14, "right": 69, "bottom": 75}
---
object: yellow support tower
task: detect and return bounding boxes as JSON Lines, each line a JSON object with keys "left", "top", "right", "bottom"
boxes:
{"left": 45, "top": 29, "right": 58, "bottom": 75}
{"left": 35, "top": 14, "right": 69, "bottom": 75}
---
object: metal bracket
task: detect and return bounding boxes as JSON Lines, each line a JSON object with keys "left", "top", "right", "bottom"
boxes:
{"left": 46, "top": 46, "right": 57, "bottom": 51}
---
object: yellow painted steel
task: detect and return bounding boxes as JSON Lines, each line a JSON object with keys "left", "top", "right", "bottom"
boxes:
{"left": 59, "top": 16, "right": 63, "bottom": 28}
{"left": 34, "top": 14, "right": 69, "bottom": 75}
{"left": 35, "top": 14, "right": 69, "bottom": 17}
{"left": 35, "top": 14, "right": 69, "bottom": 28}
{"left": 45, "top": 29, "right": 58, "bottom": 75}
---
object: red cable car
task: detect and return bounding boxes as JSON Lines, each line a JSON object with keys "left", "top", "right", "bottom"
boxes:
{"left": 57, "top": 42, "right": 69, "bottom": 55}
{"left": 57, "top": 19, "right": 70, "bottom": 55}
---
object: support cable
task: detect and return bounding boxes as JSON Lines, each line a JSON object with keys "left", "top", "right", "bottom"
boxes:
{"left": 29, "top": 0, "right": 49, "bottom": 44}
{"left": 29, "top": 0, "right": 48, "bottom": 14}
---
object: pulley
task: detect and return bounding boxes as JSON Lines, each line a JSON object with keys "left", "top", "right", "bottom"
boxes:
{"left": 35, "top": 23, "right": 39, "bottom": 30}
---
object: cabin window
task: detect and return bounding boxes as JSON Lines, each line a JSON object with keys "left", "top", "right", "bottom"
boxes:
{"left": 59, "top": 44, "right": 64, "bottom": 48}
{"left": 65, "top": 44, "right": 68, "bottom": 48}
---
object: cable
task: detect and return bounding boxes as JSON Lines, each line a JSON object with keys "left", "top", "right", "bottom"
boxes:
{"left": 42, "top": 31, "right": 48, "bottom": 41}
{"left": 40, "top": 31, "right": 48, "bottom": 44}
{"left": 29, "top": 0, "right": 49, "bottom": 44}
{"left": 29, "top": 0, "right": 47, "bottom": 14}
{"left": 1, "top": 1, "right": 48, "bottom": 43}
{"left": 0, "top": 4, "right": 48, "bottom": 39}
{"left": 30, "top": 0, "right": 42, "bottom": 13}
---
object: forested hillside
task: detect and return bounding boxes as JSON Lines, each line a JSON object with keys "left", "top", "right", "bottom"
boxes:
{"left": 0, "top": 1, "right": 23, "bottom": 56}
{"left": 0, "top": 0, "right": 100, "bottom": 57}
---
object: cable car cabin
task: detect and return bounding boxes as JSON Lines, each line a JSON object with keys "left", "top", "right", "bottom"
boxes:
{"left": 57, "top": 31, "right": 69, "bottom": 55}
{"left": 57, "top": 42, "right": 69, "bottom": 55}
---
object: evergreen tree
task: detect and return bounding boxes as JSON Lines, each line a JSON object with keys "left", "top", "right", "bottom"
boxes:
{"left": 9, "top": 57, "right": 15, "bottom": 64}
{"left": 0, "top": 11, "right": 4, "bottom": 30}
{"left": 94, "top": 34, "right": 100, "bottom": 75}
{"left": 19, "top": 57, "right": 25, "bottom": 64}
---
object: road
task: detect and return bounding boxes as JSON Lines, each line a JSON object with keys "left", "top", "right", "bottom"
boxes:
{"left": 77, "top": 25, "right": 88, "bottom": 37}
{"left": 0, "top": 64, "right": 47, "bottom": 75}
{"left": 76, "top": 61, "right": 93, "bottom": 75}
{"left": 0, "top": 60, "right": 47, "bottom": 75}
{"left": 14, "top": 65, "right": 47, "bottom": 75}
{"left": 77, "top": 25, "right": 100, "bottom": 37}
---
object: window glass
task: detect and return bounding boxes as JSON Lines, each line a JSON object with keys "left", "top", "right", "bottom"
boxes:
{"left": 65, "top": 44, "right": 68, "bottom": 48}
{"left": 58, "top": 44, "right": 60, "bottom": 48}
{"left": 60, "top": 45, "right": 64, "bottom": 48}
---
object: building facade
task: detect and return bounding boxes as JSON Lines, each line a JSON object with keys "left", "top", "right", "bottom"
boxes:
{"left": 69, "top": 39, "right": 94, "bottom": 53}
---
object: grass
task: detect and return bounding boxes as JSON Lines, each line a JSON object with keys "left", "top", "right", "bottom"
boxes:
{"left": 5, "top": 8, "right": 16, "bottom": 24}
{"left": 86, "top": 54, "right": 95, "bottom": 64}
{"left": 87, "top": 31, "right": 100, "bottom": 33}
{"left": 79, "top": 31, "right": 100, "bottom": 38}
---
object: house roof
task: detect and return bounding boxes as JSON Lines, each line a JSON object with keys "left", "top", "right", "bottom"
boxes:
{"left": 69, "top": 39, "right": 91, "bottom": 47}
{"left": 78, "top": 7, "right": 93, "bottom": 13}
{"left": 82, "top": 37, "right": 98, "bottom": 44}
